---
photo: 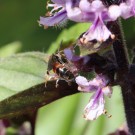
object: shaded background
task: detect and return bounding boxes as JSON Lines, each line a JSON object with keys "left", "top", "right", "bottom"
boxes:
{"left": 0, "top": 0, "right": 135, "bottom": 135}
{"left": 0, "top": 0, "right": 62, "bottom": 51}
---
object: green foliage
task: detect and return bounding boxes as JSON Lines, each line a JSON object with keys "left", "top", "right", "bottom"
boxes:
{"left": 47, "top": 23, "right": 90, "bottom": 54}
{"left": 0, "top": 0, "right": 61, "bottom": 51}
{"left": 0, "top": 52, "right": 46, "bottom": 101}
{"left": 0, "top": 41, "right": 22, "bottom": 57}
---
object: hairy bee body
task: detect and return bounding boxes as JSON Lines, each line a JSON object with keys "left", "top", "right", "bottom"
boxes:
{"left": 46, "top": 51, "right": 76, "bottom": 87}
{"left": 52, "top": 62, "right": 75, "bottom": 81}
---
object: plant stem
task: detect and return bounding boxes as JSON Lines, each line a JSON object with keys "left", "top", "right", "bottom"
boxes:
{"left": 111, "top": 19, "right": 135, "bottom": 135}
{"left": 0, "top": 81, "right": 78, "bottom": 119}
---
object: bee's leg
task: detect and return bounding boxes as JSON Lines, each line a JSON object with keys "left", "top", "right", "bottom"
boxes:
{"left": 45, "top": 70, "right": 50, "bottom": 87}
{"left": 55, "top": 79, "right": 60, "bottom": 88}
{"left": 45, "top": 79, "right": 47, "bottom": 87}
{"left": 45, "top": 70, "right": 54, "bottom": 87}
{"left": 45, "top": 70, "right": 61, "bottom": 87}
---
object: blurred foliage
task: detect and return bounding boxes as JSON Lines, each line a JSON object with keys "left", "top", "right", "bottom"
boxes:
{"left": 0, "top": 0, "right": 63, "bottom": 51}
{"left": 0, "top": 41, "right": 21, "bottom": 57}
{"left": 47, "top": 23, "right": 90, "bottom": 54}
{"left": 0, "top": 1, "right": 135, "bottom": 135}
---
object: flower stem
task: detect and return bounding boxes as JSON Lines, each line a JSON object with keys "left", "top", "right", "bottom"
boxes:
{"left": 111, "top": 19, "right": 135, "bottom": 135}
{"left": 0, "top": 81, "right": 78, "bottom": 119}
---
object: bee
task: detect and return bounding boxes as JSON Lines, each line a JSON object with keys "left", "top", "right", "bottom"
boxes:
{"left": 45, "top": 50, "right": 77, "bottom": 87}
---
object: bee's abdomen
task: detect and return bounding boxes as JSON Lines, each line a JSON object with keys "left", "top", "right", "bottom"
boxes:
{"left": 56, "top": 67, "right": 74, "bottom": 80}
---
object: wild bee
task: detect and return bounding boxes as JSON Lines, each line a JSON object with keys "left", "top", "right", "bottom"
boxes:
{"left": 45, "top": 50, "right": 77, "bottom": 87}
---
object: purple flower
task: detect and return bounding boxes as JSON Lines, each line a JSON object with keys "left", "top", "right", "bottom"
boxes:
{"left": 79, "top": 0, "right": 114, "bottom": 43}
{"left": 79, "top": 16, "right": 115, "bottom": 44}
{"left": 39, "top": 0, "right": 80, "bottom": 27}
{"left": 64, "top": 48, "right": 95, "bottom": 72}
{"left": 119, "top": 0, "right": 135, "bottom": 19}
{"left": 75, "top": 75, "right": 112, "bottom": 120}
{"left": 39, "top": 0, "right": 67, "bottom": 27}
{"left": 39, "top": 0, "right": 135, "bottom": 43}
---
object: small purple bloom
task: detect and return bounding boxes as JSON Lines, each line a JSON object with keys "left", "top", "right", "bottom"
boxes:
{"left": 75, "top": 75, "right": 112, "bottom": 120}
{"left": 120, "top": 0, "right": 135, "bottom": 19}
{"left": 79, "top": 16, "right": 115, "bottom": 44}
{"left": 78, "top": 0, "right": 115, "bottom": 43}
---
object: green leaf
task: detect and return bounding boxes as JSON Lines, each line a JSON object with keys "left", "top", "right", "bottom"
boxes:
{"left": 0, "top": 52, "right": 46, "bottom": 98}
{"left": 0, "top": 52, "right": 46, "bottom": 115}
{"left": 35, "top": 94, "right": 81, "bottom": 135}
{"left": 47, "top": 23, "right": 90, "bottom": 54}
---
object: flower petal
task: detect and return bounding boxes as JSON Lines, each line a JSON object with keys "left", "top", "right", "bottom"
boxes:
{"left": 91, "top": 0, "right": 105, "bottom": 12}
{"left": 81, "top": 16, "right": 112, "bottom": 43}
{"left": 84, "top": 88, "right": 104, "bottom": 120}
{"left": 66, "top": 5, "right": 83, "bottom": 22}
{"left": 79, "top": 0, "right": 91, "bottom": 13}
{"left": 76, "top": 75, "right": 104, "bottom": 92}
{"left": 102, "top": 86, "right": 112, "bottom": 98}
{"left": 75, "top": 76, "right": 91, "bottom": 92}
{"left": 108, "top": 5, "right": 121, "bottom": 21}
{"left": 64, "top": 48, "right": 81, "bottom": 61}
{"left": 52, "top": 0, "right": 66, "bottom": 5}
{"left": 39, "top": 10, "right": 67, "bottom": 27}
{"left": 64, "top": 48, "right": 74, "bottom": 61}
